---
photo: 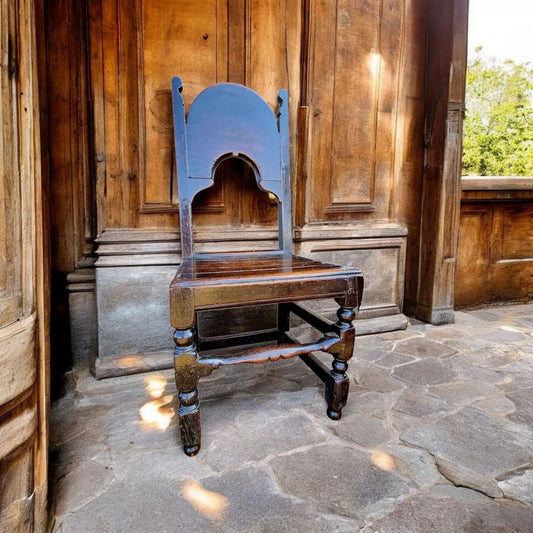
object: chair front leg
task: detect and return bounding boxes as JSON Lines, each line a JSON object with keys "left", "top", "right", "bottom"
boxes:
{"left": 173, "top": 325, "right": 201, "bottom": 456}
{"left": 325, "top": 305, "right": 356, "bottom": 420}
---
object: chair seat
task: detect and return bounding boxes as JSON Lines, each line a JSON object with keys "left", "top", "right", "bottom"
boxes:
{"left": 170, "top": 254, "right": 361, "bottom": 319}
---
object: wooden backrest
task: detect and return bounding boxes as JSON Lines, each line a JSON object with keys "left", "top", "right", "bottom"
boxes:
{"left": 171, "top": 77, "right": 292, "bottom": 258}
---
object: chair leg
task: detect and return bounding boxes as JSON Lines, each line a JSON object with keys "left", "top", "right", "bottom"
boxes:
{"left": 325, "top": 305, "right": 356, "bottom": 420}
{"left": 277, "top": 303, "right": 291, "bottom": 342}
{"left": 173, "top": 326, "right": 201, "bottom": 456}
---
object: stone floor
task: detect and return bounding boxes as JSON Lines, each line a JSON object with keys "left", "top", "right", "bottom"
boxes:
{"left": 49, "top": 304, "right": 533, "bottom": 532}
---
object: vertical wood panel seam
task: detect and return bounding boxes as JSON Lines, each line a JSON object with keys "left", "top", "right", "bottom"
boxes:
{"left": 13, "top": 0, "right": 23, "bottom": 315}
{"left": 68, "top": 0, "right": 81, "bottom": 268}
{"left": 295, "top": 0, "right": 310, "bottom": 227}
{"left": 91, "top": 0, "right": 107, "bottom": 234}
{"left": 283, "top": 0, "right": 290, "bottom": 92}
{"left": 304, "top": 0, "right": 316, "bottom": 222}
{"left": 136, "top": 0, "right": 147, "bottom": 211}
{"left": 369, "top": 0, "right": 384, "bottom": 209}
{"left": 244, "top": 0, "right": 251, "bottom": 86}
{"left": 326, "top": 0, "right": 339, "bottom": 209}
{"left": 17, "top": 0, "right": 35, "bottom": 317}
{"left": 388, "top": 0, "right": 406, "bottom": 220}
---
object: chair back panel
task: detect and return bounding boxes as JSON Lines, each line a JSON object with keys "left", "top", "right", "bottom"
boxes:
{"left": 171, "top": 77, "right": 292, "bottom": 258}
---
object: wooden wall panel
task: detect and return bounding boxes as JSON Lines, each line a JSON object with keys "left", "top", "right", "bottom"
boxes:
{"left": 101, "top": 0, "right": 140, "bottom": 228}
{"left": 500, "top": 209, "right": 533, "bottom": 261}
{"left": 0, "top": 0, "right": 23, "bottom": 325}
{"left": 139, "top": 0, "right": 227, "bottom": 213}
{"left": 456, "top": 202, "right": 533, "bottom": 306}
{"left": 88, "top": 0, "right": 299, "bottom": 232}
{"left": 390, "top": 0, "right": 426, "bottom": 306}
{"left": 45, "top": 0, "right": 92, "bottom": 273}
{"left": 306, "top": 0, "right": 403, "bottom": 220}
{"left": 1, "top": 0, "right": 49, "bottom": 530}
{"left": 455, "top": 206, "right": 492, "bottom": 305}
{"left": 246, "top": 0, "right": 301, "bottom": 190}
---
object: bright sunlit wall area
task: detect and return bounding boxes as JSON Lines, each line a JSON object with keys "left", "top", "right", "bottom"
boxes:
{"left": 455, "top": 0, "right": 533, "bottom": 307}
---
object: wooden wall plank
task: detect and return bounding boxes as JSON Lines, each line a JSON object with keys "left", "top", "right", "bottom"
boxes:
{"left": 45, "top": 0, "right": 92, "bottom": 273}
{"left": 306, "top": 0, "right": 403, "bottom": 220}
{"left": 0, "top": 0, "right": 23, "bottom": 325}
{"left": 88, "top": 0, "right": 107, "bottom": 235}
{"left": 0, "top": 1, "right": 49, "bottom": 530}
{"left": 390, "top": 0, "right": 426, "bottom": 308}
{"left": 101, "top": 0, "right": 139, "bottom": 228}
{"left": 456, "top": 202, "right": 533, "bottom": 306}
{"left": 0, "top": 317, "right": 36, "bottom": 406}
{"left": 140, "top": 0, "right": 220, "bottom": 211}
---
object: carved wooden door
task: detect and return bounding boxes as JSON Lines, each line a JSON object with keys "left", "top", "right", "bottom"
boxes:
{"left": 0, "top": 0, "right": 49, "bottom": 531}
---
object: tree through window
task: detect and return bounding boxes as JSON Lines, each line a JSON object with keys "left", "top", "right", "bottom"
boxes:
{"left": 463, "top": 0, "right": 533, "bottom": 177}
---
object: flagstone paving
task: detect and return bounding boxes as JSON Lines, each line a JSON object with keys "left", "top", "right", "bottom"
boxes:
{"left": 50, "top": 304, "right": 533, "bottom": 532}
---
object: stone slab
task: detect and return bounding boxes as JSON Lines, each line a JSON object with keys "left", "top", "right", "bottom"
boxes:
{"left": 428, "top": 380, "right": 501, "bottom": 405}
{"left": 353, "top": 362, "right": 406, "bottom": 392}
{"left": 328, "top": 413, "right": 395, "bottom": 448}
{"left": 377, "top": 444, "right": 443, "bottom": 488}
{"left": 401, "top": 406, "right": 533, "bottom": 498}
{"left": 269, "top": 444, "right": 416, "bottom": 520}
{"left": 392, "top": 359, "right": 457, "bottom": 386}
{"left": 363, "top": 486, "right": 533, "bottom": 533}
{"left": 497, "top": 467, "right": 533, "bottom": 504}
{"left": 50, "top": 302, "right": 533, "bottom": 532}
{"left": 393, "top": 337, "right": 458, "bottom": 359}
{"left": 393, "top": 389, "right": 454, "bottom": 418}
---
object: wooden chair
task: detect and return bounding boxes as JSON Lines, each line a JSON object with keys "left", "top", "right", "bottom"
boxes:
{"left": 170, "top": 78, "right": 364, "bottom": 456}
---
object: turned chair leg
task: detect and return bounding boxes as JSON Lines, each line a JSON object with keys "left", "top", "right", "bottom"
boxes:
{"left": 325, "top": 305, "right": 356, "bottom": 420}
{"left": 173, "top": 326, "right": 201, "bottom": 456}
{"left": 277, "top": 303, "right": 291, "bottom": 342}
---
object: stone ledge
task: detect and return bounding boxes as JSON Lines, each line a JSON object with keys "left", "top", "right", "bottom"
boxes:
{"left": 462, "top": 176, "right": 533, "bottom": 191}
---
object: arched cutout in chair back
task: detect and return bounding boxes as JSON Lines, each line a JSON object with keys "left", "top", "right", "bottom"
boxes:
{"left": 171, "top": 78, "right": 291, "bottom": 258}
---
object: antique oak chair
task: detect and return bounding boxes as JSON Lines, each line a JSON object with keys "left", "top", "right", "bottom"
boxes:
{"left": 170, "top": 77, "right": 364, "bottom": 456}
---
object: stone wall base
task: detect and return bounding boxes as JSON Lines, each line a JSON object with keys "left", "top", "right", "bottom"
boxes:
{"left": 68, "top": 225, "right": 409, "bottom": 378}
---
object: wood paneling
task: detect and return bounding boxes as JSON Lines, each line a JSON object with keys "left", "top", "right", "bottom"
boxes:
{"left": 101, "top": 0, "right": 140, "bottom": 228}
{"left": 0, "top": 0, "right": 49, "bottom": 531}
{"left": 406, "top": 0, "right": 468, "bottom": 324}
{"left": 192, "top": 158, "right": 278, "bottom": 229}
{"left": 456, "top": 201, "right": 533, "bottom": 306}
{"left": 500, "top": 209, "right": 533, "bottom": 261}
{"left": 45, "top": 0, "right": 92, "bottom": 273}
{"left": 87, "top": 0, "right": 299, "bottom": 231}
{"left": 305, "top": 0, "right": 403, "bottom": 220}
{"left": 85, "top": 0, "right": 431, "bottom": 232}
{"left": 0, "top": 0, "right": 23, "bottom": 326}
{"left": 139, "top": 0, "right": 227, "bottom": 213}
{"left": 455, "top": 205, "right": 492, "bottom": 305}
{"left": 390, "top": 0, "right": 426, "bottom": 305}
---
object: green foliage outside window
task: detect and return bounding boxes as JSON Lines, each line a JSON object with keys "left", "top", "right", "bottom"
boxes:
{"left": 462, "top": 47, "right": 533, "bottom": 176}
